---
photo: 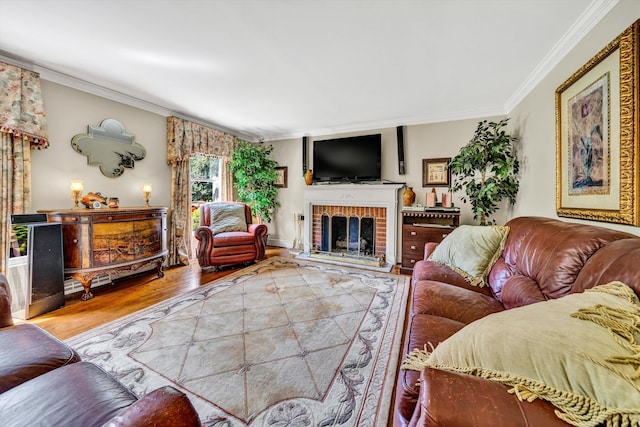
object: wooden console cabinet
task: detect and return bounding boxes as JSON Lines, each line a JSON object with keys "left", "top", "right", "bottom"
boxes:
{"left": 39, "top": 207, "right": 168, "bottom": 300}
{"left": 401, "top": 209, "right": 460, "bottom": 274}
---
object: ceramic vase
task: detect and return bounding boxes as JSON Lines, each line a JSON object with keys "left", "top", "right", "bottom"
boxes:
{"left": 402, "top": 186, "right": 416, "bottom": 206}
{"left": 442, "top": 192, "right": 453, "bottom": 208}
{"left": 304, "top": 169, "right": 313, "bottom": 185}
{"left": 426, "top": 192, "right": 436, "bottom": 207}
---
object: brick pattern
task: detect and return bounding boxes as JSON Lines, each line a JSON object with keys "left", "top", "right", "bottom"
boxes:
{"left": 311, "top": 205, "right": 386, "bottom": 257}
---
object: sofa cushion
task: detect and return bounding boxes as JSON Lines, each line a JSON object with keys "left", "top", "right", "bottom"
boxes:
{"left": 208, "top": 203, "right": 248, "bottom": 235}
{"left": 404, "top": 281, "right": 640, "bottom": 427}
{"left": 428, "top": 225, "right": 509, "bottom": 287}
{"left": 411, "top": 281, "right": 504, "bottom": 323}
{"left": 497, "top": 274, "right": 547, "bottom": 309}
{"left": 574, "top": 238, "right": 640, "bottom": 295}
{"left": 0, "top": 362, "right": 137, "bottom": 426}
{"left": 412, "top": 260, "right": 494, "bottom": 297}
{"left": 395, "top": 313, "right": 465, "bottom": 425}
{"left": 491, "top": 217, "right": 633, "bottom": 302}
{"left": 0, "top": 323, "right": 80, "bottom": 393}
{"left": 415, "top": 368, "right": 574, "bottom": 427}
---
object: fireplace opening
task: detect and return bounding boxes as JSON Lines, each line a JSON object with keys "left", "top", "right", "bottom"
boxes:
{"left": 320, "top": 214, "right": 375, "bottom": 257}
{"left": 310, "top": 205, "right": 388, "bottom": 268}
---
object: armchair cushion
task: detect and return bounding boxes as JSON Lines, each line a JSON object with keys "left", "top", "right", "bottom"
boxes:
{"left": 212, "top": 231, "right": 259, "bottom": 246}
{"left": 207, "top": 203, "right": 248, "bottom": 235}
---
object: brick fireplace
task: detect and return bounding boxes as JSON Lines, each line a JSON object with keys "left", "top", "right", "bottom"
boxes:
{"left": 312, "top": 205, "right": 387, "bottom": 259}
{"left": 303, "top": 183, "right": 403, "bottom": 270}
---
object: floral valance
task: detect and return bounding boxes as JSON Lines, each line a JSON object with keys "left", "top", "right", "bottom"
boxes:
{"left": 0, "top": 62, "right": 49, "bottom": 149}
{"left": 166, "top": 116, "right": 237, "bottom": 163}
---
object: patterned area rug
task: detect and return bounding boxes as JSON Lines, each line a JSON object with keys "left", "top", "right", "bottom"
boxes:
{"left": 67, "top": 257, "right": 410, "bottom": 426}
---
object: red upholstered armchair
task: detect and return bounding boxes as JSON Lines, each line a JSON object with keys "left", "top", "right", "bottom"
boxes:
{"left": 195, "top": 202, "right": 268, "bottom": 270}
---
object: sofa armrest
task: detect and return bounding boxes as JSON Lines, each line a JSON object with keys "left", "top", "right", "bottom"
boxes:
{"left": 423, "top": 242, "right": 439, "bottom": 260}
{"left": 411, "top": 368, "right": 572, "bottom": 427}
{"left": 101, "top": 386, "right": 201, "bottom": 427}
{"left": 0, "top": 274, "right": 14, "bottom": 328}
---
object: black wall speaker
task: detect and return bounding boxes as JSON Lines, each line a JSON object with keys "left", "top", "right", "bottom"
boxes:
{"left": 397, "top": 126, "right": 406, "bottom": 175}
{"left": 302, "top": 136, "right": 308, "bottom": 176}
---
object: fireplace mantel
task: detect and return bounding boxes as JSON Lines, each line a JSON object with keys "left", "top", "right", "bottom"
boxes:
{"left": 303, "top": 183, "right": 404, "bottom": 267}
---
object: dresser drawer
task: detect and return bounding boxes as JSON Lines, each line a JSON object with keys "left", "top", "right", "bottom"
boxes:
{"left": 401, "top": 210, "right": 459, "bottom": 274}
{"left": 401, "top": 226, "right": 454, "bottom": 270}
{"left": 403, "top": 226, "right": 453, "bottom": 244}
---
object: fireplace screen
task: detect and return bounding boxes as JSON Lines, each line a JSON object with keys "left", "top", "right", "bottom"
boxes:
{"left": 320, "top": 214, "right": 375, "bottom": 257}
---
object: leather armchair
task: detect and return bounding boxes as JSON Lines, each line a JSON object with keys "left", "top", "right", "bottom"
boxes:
{"left": 195, "top": 202, "right": 268, "bottom": 270}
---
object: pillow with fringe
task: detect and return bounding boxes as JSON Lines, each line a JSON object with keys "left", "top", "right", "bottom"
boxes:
{"left": 427, "top": 225, "right": 509, "bottom": 286}
{"left": 401, "top": 281, "right": 640, "bottom": 427}
{"left": 208, "top": 203, "right": 248, "bottom": 235}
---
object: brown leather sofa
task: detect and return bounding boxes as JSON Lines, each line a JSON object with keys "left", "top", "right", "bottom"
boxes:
{"left": 195, "top": 202, "right": 268, "bottom": 270}
{"left": 394, "top": 216, "right": 640, "bottom": 427}
{"left": 0, "top": 274, "right": 201, "bottom": 427}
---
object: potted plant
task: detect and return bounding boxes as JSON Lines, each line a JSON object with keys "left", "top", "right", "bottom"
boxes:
{"left": 229, "top": 140, "right": 280, "bottom": 223}
{"left": 448, "top": 118, "right": 520, "bottom": 225}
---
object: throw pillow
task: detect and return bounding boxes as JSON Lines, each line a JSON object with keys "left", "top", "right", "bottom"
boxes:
{"left": 207, "top": 203, "right": 248, "bottom": 235}
{"left": 401, "top": 281, "right": 640, "bottom": 427}
{"left": 428, "top": 225, "right": 509, "bottom": 286}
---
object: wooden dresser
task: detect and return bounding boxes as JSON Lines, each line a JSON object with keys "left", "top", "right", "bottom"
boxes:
{"left": 39, "top": 207, "right": 168, "bottom": 300}
{"left": 401, "top": 209, "right": 460, "bottom": 274}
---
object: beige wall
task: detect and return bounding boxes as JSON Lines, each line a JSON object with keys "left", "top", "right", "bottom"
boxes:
{"left": 268, "top": 118, "right": 503, "bottom": 251}
{"left": 31, "top": 81, "right": 170, "bottom": 212}
{"left": 509, "top": 1, "right": 639, "bottom": 236}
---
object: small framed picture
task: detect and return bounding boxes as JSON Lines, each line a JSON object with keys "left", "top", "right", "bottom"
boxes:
{"left": 275, "top": 166, "right": 288, "bottom": 188}
{"left": 422, "top": 158, "right": 451, "bottom": 187}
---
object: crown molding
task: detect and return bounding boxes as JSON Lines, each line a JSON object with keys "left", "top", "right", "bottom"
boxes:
{"left": 0, "top": 51, "right": 257, "bottom": 142}
{"left": 38, "top": 66, "right": 258, "bottom": 141}
{"left": 504, "top": 0, "right": 619, "bottom": 112}
{"left": 265, "top": 105, "right": 507, "bottom": 141}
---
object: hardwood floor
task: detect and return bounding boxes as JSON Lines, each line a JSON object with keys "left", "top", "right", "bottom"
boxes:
{"left": 27, "top": 247, "right": 292, "bottom": 340}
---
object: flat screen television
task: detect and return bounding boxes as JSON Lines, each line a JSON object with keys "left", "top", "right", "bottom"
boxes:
{"left": 313, "top": 134, "right": 382, "bottom": 183}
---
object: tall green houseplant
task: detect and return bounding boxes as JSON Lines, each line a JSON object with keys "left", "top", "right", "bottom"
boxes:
{"left": 230, "top": 140, "right": 280, "bottom": 223}
{"left": 448, "top": 118, "right": 520, "bottom": 225}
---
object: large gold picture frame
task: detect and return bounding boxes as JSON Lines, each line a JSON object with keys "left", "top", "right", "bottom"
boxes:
{"left": 556, "top": 19, "right": 639, "bottom": 225}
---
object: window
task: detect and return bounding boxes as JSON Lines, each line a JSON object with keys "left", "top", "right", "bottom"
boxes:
{"left": 190, "top": 155, "right": 221, "bottom": 204}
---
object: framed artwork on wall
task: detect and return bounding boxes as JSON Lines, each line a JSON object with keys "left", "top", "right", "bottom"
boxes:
{"left": 556, "top": 19, "right": 639, "bottom": 225}
{"left": 274, "top": 166, "right": 288, "bottom": 188}
{"left": 422, "top": 158, "right": 451, "bottom": 187}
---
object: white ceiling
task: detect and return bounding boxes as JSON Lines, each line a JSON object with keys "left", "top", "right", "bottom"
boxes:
{"left": 0, "top": 0, "right": 617, "bottom": 141}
